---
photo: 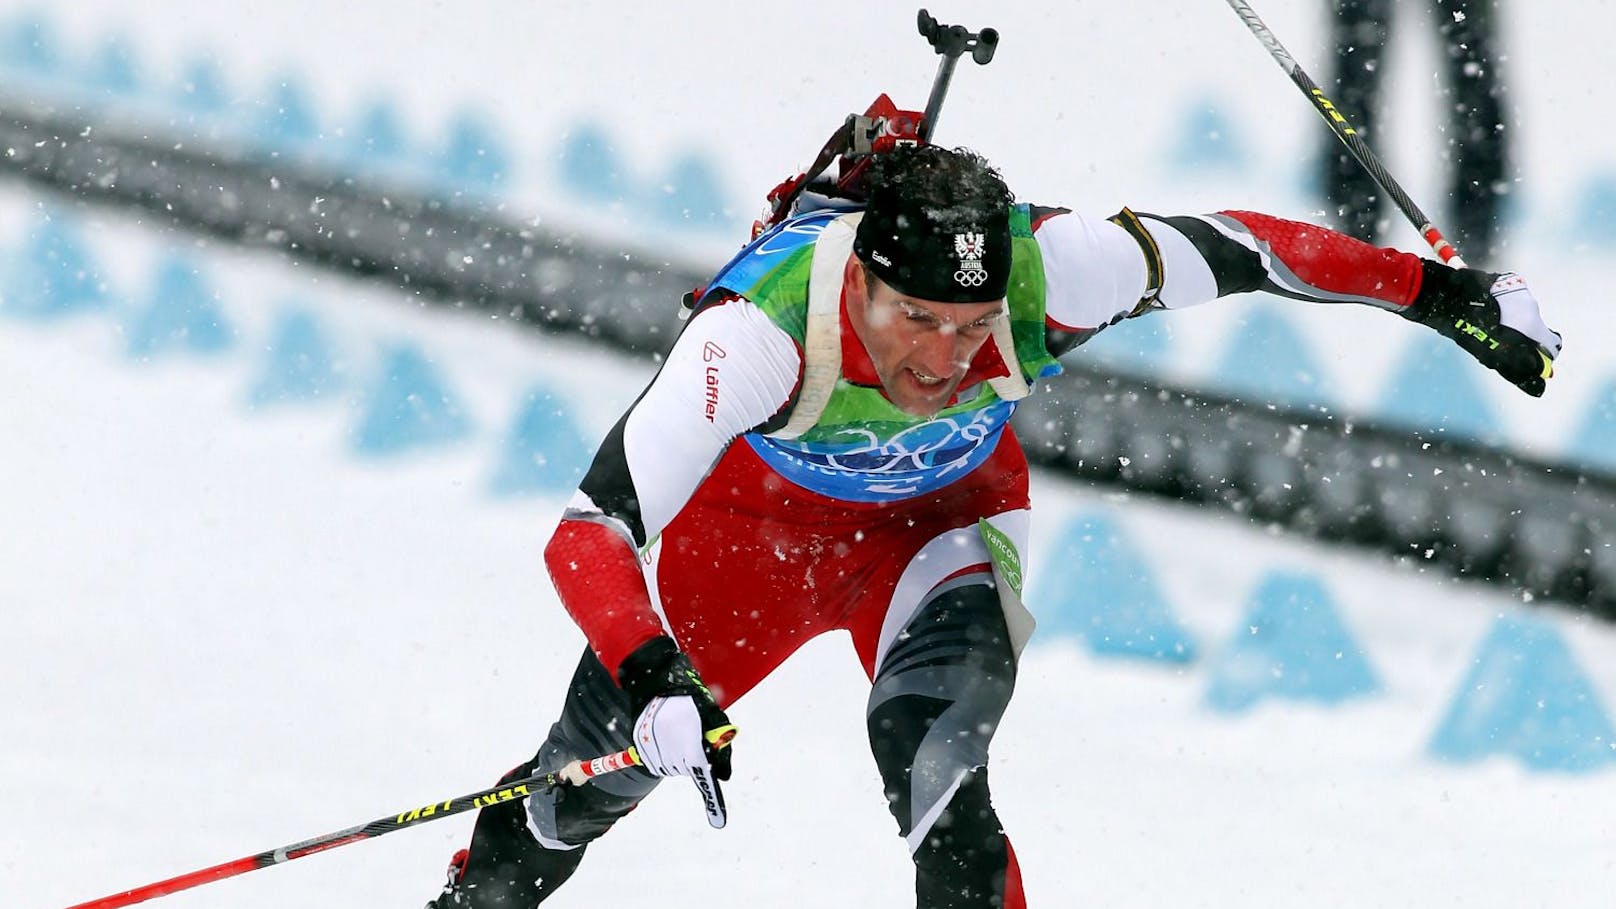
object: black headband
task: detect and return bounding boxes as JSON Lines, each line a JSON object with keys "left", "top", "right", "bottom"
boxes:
{"left": 853, "top": 188, "right": 1011, "bottom": 304}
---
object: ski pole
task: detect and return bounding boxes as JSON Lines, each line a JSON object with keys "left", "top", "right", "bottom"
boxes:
{"left": 1220, "top": 0, "right": 1468, "bottom": 268}
{"left": 757, "top": 10, "right": 999, "bottom": 233}
{"left": 62, "top": 727, "right": 738, "bottom": 909}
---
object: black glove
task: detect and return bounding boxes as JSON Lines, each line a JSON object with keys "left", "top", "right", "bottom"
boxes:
{"left": 1403, "top": 261, "right": 1562, "bottom": 397}
{"left": 617, "top": 636, "right": 736, "bottom": 828}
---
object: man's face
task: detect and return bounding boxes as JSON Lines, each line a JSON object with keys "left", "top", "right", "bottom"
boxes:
{"left": 845, "top": 257, "right": 1007, "bottom": 418}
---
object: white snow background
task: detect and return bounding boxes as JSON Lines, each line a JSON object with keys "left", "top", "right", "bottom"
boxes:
{"left": 3, "top": 2, "right": 1615, "bottom": 907}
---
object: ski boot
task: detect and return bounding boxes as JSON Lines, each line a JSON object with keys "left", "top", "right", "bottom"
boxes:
{"left": 423, "top": 848, "right": 470, "bottom": 908}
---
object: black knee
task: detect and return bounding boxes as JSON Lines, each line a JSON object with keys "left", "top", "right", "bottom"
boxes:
{"left": 912, "top": 768, "right": 1011, "bottom": 909}
{"left": 523, "top": 649, "right": 659, "bottom": 848}
{"left": 454, "top": 763, "right": 584, "bottom": 907}
{"left": 452, "top": 648, "right": 653, "bottom": 907}
{"left": 868, "top": 582, "right": 1017, "bottom": 908}
{"left": 539, "top": 766, "right": 656, "bottom": 845}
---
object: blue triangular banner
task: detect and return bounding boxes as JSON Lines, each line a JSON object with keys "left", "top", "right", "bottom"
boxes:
{"left": 1429, "top": 613, "right": 1616, "bottom": 773}
{"left": 4, "top": 17, "right": 60, "bottom": 76}
{"left": 1166, "top": 99, "right": 1249, "bottom": 175}
{"left": 557, "top": 121, "right": 629, "bottom": 204}
{"left": 86, "top": 35, "right": 139, "bottom": 96}
{"left": 350, "top": 99, "right": 409, "bottom": 167}
{"left": 650, "top": 152, "right": 729, "bottom": 232}
{"left": 352, "top": 344, "right": 471, "bottom": 455}
{"left": 440, "top": 110, "right": 508, "bottom": 192}
{"left": 489, "top": 385, "right": 594, "bottom": 496}
{"left": 1375, "top": 331, "right": 1498, "bottom": 442}
{"left": 125, "top": 256, "right": 233, "bottom": 357}
{"left": 1567, "top": 376, "right": 1616, "bottom": 474}
{"left": 1030, "top": 511, "right": 1196, "bottom": 662}
{"left": 261, "top": 76, "right": 320, "bottom": 149}
{"left": 1570, "top": 173, "right": 1616, "bottom": 247}
{"left": 1212, "top": 304, "right": 1332, "bottom": 411}
{"left": 175, "top": 57, "right": 229, "bottom": 113}
{"left": 1204, "top": 571, "right": 1379, "bottom": 712}
{"left": 5, "top": 214, "right": 108, "bottom": 319}
{"left": 248, "top": 307, "right": 342, "bottom": 406}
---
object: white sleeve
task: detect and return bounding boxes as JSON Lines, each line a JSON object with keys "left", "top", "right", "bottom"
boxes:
{"left": 1034, "top": 211, "right": 1150, "bottom": 331}
{"left": 581, "top": 297, "right": 801, "bottom": 545}
{"left": 1035, "top": 209, "right": 1228, "bottom": 334}
{"left": 1139, "top": 215, "right": 1221, "bottom": 310}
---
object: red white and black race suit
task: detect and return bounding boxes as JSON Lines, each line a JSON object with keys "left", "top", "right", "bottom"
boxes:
{"left": 447, "top": 207, "right": 1429, "bottom": 908}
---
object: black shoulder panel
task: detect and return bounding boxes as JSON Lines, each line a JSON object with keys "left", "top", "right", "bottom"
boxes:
{"left": 1043, "top": 325, "right": 1105, "bottom": 360}
{"left": 1138, "top": 212, "right": 1267, "bottom": 297}
{"left": 577, "top": 405, "right": 648, "bottom": 546}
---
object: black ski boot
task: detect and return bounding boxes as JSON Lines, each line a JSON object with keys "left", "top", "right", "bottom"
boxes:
{"left": 423, "top": 848, "right": 470, "bottom": 908}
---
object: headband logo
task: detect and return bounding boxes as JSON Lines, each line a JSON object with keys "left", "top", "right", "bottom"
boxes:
{"left": 954, "top": 231, "right": 988, "bottom": 287}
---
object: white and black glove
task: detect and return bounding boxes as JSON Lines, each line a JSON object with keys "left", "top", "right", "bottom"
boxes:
{"left": 1404, "top": 262, "right": 1563, "bottom": 397}
{"left": 617, "top": 636, "right": 736, "bottom": 829}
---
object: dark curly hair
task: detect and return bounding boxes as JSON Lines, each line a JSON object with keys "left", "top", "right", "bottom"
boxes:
{"left": 861, "top": 145, "right": 1015, "bottom": 231}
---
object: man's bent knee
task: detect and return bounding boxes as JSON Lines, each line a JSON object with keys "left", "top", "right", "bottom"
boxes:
{"left": 867, "top": 583, "right": 1016, "bottom": 842}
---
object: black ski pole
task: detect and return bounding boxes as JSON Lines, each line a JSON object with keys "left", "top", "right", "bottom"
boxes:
{"left": 59, "top": 744, "right": 651, "bottom": 909}
{"left": 757, "top": 10, "right": 1000, "bottom": 232}
{"left": 1221, "top": 0, "right": 1469, "bottom": 267}
{"left": 63, "top": 729, "right": 738, "bottom": 909}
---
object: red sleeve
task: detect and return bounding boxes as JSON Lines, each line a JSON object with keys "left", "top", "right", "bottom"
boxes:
{"left": 1220, "top": 210, "right": 1426, "bottom": 309}
{"left": 543, "top": 518, "right": 665, "bottom": 678}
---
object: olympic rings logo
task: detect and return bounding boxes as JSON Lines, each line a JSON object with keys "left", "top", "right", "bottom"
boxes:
{"left": 954, "top": 269, "right": 989, "bottom": 287}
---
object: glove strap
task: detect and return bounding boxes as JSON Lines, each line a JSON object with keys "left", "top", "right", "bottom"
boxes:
{"left": 1404, "top": 260, "right": 1496, "bottom": 327}
{"left": 617, "top": 636, "right": 685, "bottom": 716}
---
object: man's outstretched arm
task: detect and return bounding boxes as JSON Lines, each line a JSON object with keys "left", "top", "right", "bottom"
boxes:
{"left": 1034, "top": 207, "right": 1562, "bottom": 395}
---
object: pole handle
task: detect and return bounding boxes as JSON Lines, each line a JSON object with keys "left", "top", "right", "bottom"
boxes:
{"left": 555, "top": 724, "right": 739, "bottom": 786}
{"left": 915, "top": 9, "right": 1000, "bottom": 142}
{"left": 917, "top": 9, "right": 998, "bottom": 63}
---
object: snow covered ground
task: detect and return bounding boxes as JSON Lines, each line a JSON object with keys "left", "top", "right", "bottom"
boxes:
{"left": 3, "top": 180, "right": 1615, "bottom": 908}
{"left": 4, "top": 2, "right": 1616, "bottom": 907}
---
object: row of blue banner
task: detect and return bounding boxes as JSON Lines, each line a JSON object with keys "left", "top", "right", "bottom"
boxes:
{"left": 8, "top": 208, "right": 1610, "bottom": 470}
{"left": 0, "top": 12, "right": 735, "bottom": 231}
{"left": 3, "top": 211, "right": 1611, "bottom": 775}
